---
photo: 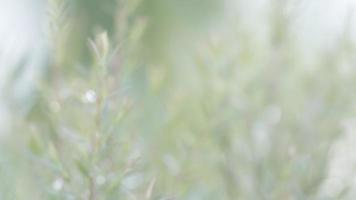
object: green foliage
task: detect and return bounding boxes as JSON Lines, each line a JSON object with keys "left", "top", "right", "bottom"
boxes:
{"left": 1, "top": 0, "right": 356, "bottom": 199}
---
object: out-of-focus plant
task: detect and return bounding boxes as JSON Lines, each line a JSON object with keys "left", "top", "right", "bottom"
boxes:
{"left": 24, "top": 1, "right": 153, "bottom": 199}
{"left": 2, "top": 0, "right": 356, "bottom": 199}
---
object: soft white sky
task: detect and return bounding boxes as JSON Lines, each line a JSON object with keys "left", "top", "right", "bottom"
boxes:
{"left": 226, "top": 0, "right": 356, "bottom": 48}
{"left": 0, "top": 0, "right": 46, "bottom": 136}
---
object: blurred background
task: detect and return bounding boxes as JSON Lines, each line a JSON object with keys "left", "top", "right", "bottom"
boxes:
{"left": 1, "top": 0, "right": 356, "bottom": 199}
